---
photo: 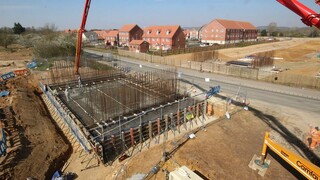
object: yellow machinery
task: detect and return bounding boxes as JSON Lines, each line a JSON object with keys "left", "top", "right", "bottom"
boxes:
{"left": 256, "top": 132, "right": 320, "bottom": 179}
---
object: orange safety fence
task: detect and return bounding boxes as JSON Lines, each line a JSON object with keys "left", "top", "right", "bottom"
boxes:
{"left": 14, "top": 69, "right": 29, "bottom": 76}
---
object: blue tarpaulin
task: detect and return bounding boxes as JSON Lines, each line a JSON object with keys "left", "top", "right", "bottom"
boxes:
{"left": 27, "top": 60, "right": 37, "bottom": 69}
{"left": 51, "top": 170, "right": 63, "bottom": 180}
{"left": 206, "top": 85, "right": 220, "bottom": 98}
{"left": 0, "top": 91, "right": 9, "bottom": 97}
{"left": 0, "top": 129, "right": 7, "bottom": 157}
{"left": 1, "top": 72, "right": 15, "bottom": 81}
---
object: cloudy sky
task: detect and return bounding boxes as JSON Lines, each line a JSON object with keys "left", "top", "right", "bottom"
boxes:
{"left": 1, "top": 0, "right": 319, "bottom": 30}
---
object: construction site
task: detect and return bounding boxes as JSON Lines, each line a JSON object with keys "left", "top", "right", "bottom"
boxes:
{"left": 0, "top": 46, "right": 319, "bottom": 179}
{"left": 39, "top": 54, "right": 210, "bottom": 165}
{"left": 1, "top": 0, "right": 320, "bottom": 180}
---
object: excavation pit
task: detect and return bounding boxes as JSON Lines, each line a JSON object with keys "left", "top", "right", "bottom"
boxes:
{"left": 41, "top": 59, "right": 204, "bottom": 164}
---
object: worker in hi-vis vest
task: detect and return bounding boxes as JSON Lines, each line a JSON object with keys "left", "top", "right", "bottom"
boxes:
{"left": 309, "top": 126, "right": 320, "bottom": 150}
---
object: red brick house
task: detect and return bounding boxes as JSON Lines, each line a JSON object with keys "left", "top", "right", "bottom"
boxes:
{"left": 189, "top": 28, "right": 200, "bottom": 40}
{"left": 129, "top": 40, "right": 149, "bottom": 53}
{"left": 183, "top": 29, "right": 190, "bottom": 40}
{"left": 118, "top": 24, "right": 143, "bottom": 47}
{"left": 200, "top": 19, "right": 257, "bottom": 45}
{"left": 105, "top": 30, "right": 119, "bottom": 46}
{"left": 93, "top": 30, "right": 110, "bottom": 41}
{"left": 142, "top": 25, "right": 186, "bottom": 50}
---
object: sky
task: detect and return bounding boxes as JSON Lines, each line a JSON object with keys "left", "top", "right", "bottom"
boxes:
{"left": 1, "top": 0, "right": 319, "bottom": 30}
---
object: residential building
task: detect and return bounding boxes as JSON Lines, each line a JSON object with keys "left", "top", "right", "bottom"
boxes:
{"left": 93, "top": 30, "right": 110, "bottom": 42}
{"left": 105, "top": 30, "right": 119, "bottom": 46}
{"left": 129, "top": 40, "right": 149, "bottom": 53}
{"left": 200, "top": 19, "right": 257, "bottom": 45}
{"left": 189, "top": 28, "right": 200, "bottom": 40}
{"left": 183, "top": 27, "right": 201, "bottom": 40}
{"left": 183, "top": 29, "right": 190, "bottom": 40}
{"left": 118, "top": 24, "right": 143, "bottom": 46}
{"left": 142, "top": 25, "right": 186, "bottom": 50}
{"left": 82, "top": 31, "right": 98, "bottom": 42}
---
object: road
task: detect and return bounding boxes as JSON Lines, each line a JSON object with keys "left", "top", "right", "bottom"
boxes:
{"left": 84, "top": 49, "right": 320, "bottom": 114}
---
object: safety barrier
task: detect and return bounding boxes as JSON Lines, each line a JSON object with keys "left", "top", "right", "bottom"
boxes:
{"left": 39, "top": 82, "right": 92, "bottom": 153}
{"left": 0, "top": 69, "right": 29, "bottom": 81}
{"left": 0, "top": 129, "right": 7, "bottom": 157}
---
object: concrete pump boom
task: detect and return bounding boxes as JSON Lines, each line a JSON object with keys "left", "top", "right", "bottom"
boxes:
{"left": 75, "top": 0, "right": 91, "bottom": 75}
{"left": 259, "top": 132, "right": 320, "bottom": 179}
{"left": 276, "top": 0, "right": 320, "bottom": 29}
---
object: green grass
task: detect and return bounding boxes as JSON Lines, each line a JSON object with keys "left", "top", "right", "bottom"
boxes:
{"left": 85, "top": 46, "right": 118, "bottom": 55}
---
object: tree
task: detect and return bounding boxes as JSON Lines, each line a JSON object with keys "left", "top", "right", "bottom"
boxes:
{"left": 39, "top": 23, "right": 58, "bottom": 41}
{"left": 260, "top": 29, "right": 268, "bottom": 36}
{"left": 271, "top": 31, "right": 278, "bottom": 37}
{"left": 33, "top": 33, "right": 76, "bottom": 58}
{"left": 308, "top": 27, "right": 319, "bottom": 37}
{"left": 0, "top": 28, "right": 14, "bottom": 48}
{"left": 267, "top": 22, "right": 277, "bottom": 36}
{"left": 12, "top": 22, "right": 26, "bottom": 34}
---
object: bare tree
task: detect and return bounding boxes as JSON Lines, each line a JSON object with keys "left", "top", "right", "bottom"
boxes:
{"left": 267, "top": 22, "right": 277, "bottom": 36}
{"left": 0, "top": 28, "right": 14, "bottom": 48}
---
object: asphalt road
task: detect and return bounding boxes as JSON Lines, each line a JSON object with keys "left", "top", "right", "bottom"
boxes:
{"left": 84, "top": 49, "right": 320, "bottom": 114}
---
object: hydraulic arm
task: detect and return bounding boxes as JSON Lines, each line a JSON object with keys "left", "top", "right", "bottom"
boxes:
{"left": 276, "top": 0, "right": 320, "bottom": 29}
{"left": 75, "top": 0, "right": 91, "bottom": 75}
{"left": 259, "top": 132, "right": 320, "bottom": 180}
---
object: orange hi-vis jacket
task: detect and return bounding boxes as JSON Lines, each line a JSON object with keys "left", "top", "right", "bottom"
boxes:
{"left": 311, "top": 129, "right": 320, "bottom": 141}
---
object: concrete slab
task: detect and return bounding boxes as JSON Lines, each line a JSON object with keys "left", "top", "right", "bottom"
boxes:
{"left": 248, "top": 154, "right": 271, "bottom": 177}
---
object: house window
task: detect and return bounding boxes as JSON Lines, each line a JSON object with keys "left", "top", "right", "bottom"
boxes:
{"left": 166, "top": 30, "right": 171, "bottom": 35}
{"left": 156, "top": 30, "right": 160, "bottom": 35}
{"left": 166, "top": 38, "right": 170, "bottom": 42}
{"left": 152, "top": 38, "right": 155, "bottom": 41}
{"left": 143, "top": 38, "right": 146, "bottom": 41}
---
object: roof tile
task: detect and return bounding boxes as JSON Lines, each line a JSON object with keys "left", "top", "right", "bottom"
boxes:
{"left": 142, "top": 25, "right": 181, "bottom": 38}
{"left": 119, "top": 24, "right": 137, "bottom": 32}
{"left": 215, "top": 19, "right": 256, "bottom": 30}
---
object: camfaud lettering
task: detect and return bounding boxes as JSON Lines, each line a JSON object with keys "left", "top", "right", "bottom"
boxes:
{"left": 296, "top": 161, "right": 319, "bottom": 180}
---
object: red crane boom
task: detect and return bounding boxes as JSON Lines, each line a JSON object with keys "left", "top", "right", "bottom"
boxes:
{"left": 276, "top": 0, "right": 320, "bottom": 29}
{"left": 75, "top": 0, "right": 91, "bottom": 75}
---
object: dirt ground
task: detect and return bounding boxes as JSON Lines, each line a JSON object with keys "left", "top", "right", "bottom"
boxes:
{"left": 217, "top": 38, "right": 320, "bottom": 77}
{"left": 0, "top": 76, "right": 71, "bottom": 179}
{"left": 0, "top": 45, "right": 32, "bottom": 61}
{"left": 122, "top": 106, "right": 320, "bottom": 180}
{"left": 0, "top": 41, "right": 319, "bottom": 179}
